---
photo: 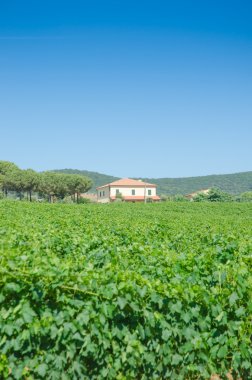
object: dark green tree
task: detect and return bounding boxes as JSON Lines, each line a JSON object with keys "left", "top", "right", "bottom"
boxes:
{"left": 21, "top": 169, "right": 40, "bottom": 201}
{"left": 0, "top": 161, "right": 20, "bottom": 197}
{"left": 37, "top": 173, "right": 92, "bottom": 203}
{"left": 65, "top": 175, "right": 92, "bottom": 203}
{"left": 38, "top": 172, "right": 67, "bottom": 202}
{"left": 193, "top": 192, "right": 209, "bottom": 202}
{"left": 207, "top": 188, "right": 233, "bottom": 202}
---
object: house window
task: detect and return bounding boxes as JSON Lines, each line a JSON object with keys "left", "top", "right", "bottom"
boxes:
{"left": 116, "top": 189, "right": 120, "bottom": 194}
{"left": 103, "top": 191, "right": 105, "bottom": 196}
{"left": 132, "top": 189, "right": 135, "bottom": 195}
{"left": 148, "top": 189, "right": 152, "bottom": 196}
{"left": 100, "top": 192, "right": 102, "bottom": 197}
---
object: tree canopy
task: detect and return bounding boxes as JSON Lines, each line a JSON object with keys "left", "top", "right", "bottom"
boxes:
{"left": 0, "top": 161, "right": 92, "bottom": 202}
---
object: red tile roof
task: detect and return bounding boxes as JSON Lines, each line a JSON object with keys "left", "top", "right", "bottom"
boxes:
{"left": 97, "top": 178, "right": 157, "bottom": 189}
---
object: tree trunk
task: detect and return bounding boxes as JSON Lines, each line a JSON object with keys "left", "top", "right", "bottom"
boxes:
{"left": 29, "top": 190, "right": 32, "bottom": 202}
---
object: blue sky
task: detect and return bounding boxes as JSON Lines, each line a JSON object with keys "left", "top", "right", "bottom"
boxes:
{"left": 0, "top": 0, "right": 251, "bottom": 178}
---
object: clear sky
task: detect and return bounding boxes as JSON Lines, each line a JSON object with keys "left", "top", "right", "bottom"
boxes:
{"left": 0, "top": 0, "right": 251, "bottom": 178}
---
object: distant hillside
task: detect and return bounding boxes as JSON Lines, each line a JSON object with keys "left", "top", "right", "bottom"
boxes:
{"left": 52, "top": 169, "right": 119, "bottom": 192}
{"left": 53, "top": 169, "right": 252, "bottom": 195}
{"left": 142, "top": 172, "right": 252, "bottom": 195}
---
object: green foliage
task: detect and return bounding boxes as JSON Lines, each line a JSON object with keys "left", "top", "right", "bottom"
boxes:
{"left": 0, "top": 161, "right": 19, "bottom": 175}
{"left": 193, "top": 192, "right": 209, "bottom": 202}
{"left": 0, "top": 161, "right": 20, "bottom": 197}
{"left": 238, "top": 191, "right": 252, "bottom": 202}
{"left": 0, "top": 161, "right": 92, "bottom": 203}
{"left": 160, "top": 194, "right": 169, "bottom": 201}
{"left": 0, "top": 201, "right": 251, "bottom": 379}
{"left": 207, "top": 188, "right": 233, "bottom": 202}
{"left": 193, "top": 188, "right": 233, "bottom": 202}
{"left": 160, "top": 194, "right": 189, "bottom": 202}
{"left": 78, "top": 197, "right": 91, "bottom": 204}
{"left": 170, "top": 194, "right": 189, "bottom": 202}
{"left": 38, "top": 172, "right": 92, "bottom": 202}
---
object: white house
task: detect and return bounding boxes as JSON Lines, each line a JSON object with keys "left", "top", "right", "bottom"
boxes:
{"left": 96, "top": 178, "right": 161, "bottom": 203}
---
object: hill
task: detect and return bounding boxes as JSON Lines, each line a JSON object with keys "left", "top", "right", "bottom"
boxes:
{"left": 142, "top": 171, "right": 252, "bottom": 195}
{"left": 53, "top": 169, "right": 252, "bottom": 195}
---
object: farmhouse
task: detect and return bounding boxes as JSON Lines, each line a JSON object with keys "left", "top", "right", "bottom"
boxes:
{"left": 96, "top": 178, "right": 161, "bottom": 203}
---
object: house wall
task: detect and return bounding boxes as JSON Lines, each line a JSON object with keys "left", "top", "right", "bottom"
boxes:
{"left": 97, "top": 185, "right": 157, "bottom": 203}
{"left": 97, "top": 186, "right": 110, "bottom": 203}
{"left": 110, "top": 186, "right": 156, "bottom": 197}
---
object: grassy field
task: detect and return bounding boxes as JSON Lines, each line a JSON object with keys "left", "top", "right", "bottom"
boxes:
{"left": 0, "top": 201, "right": 251, "bottom": 379}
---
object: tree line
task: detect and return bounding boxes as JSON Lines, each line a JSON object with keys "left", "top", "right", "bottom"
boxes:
{"left": 161, "top": 187, "right": 252, "bottom": 202}
{"left": 0, "top": 161, "right": 92, "bottom": 203}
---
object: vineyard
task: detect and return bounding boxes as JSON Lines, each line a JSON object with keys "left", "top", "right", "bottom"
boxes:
{"left": 0, "top": 201, "right": 251, "bottom": 379}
